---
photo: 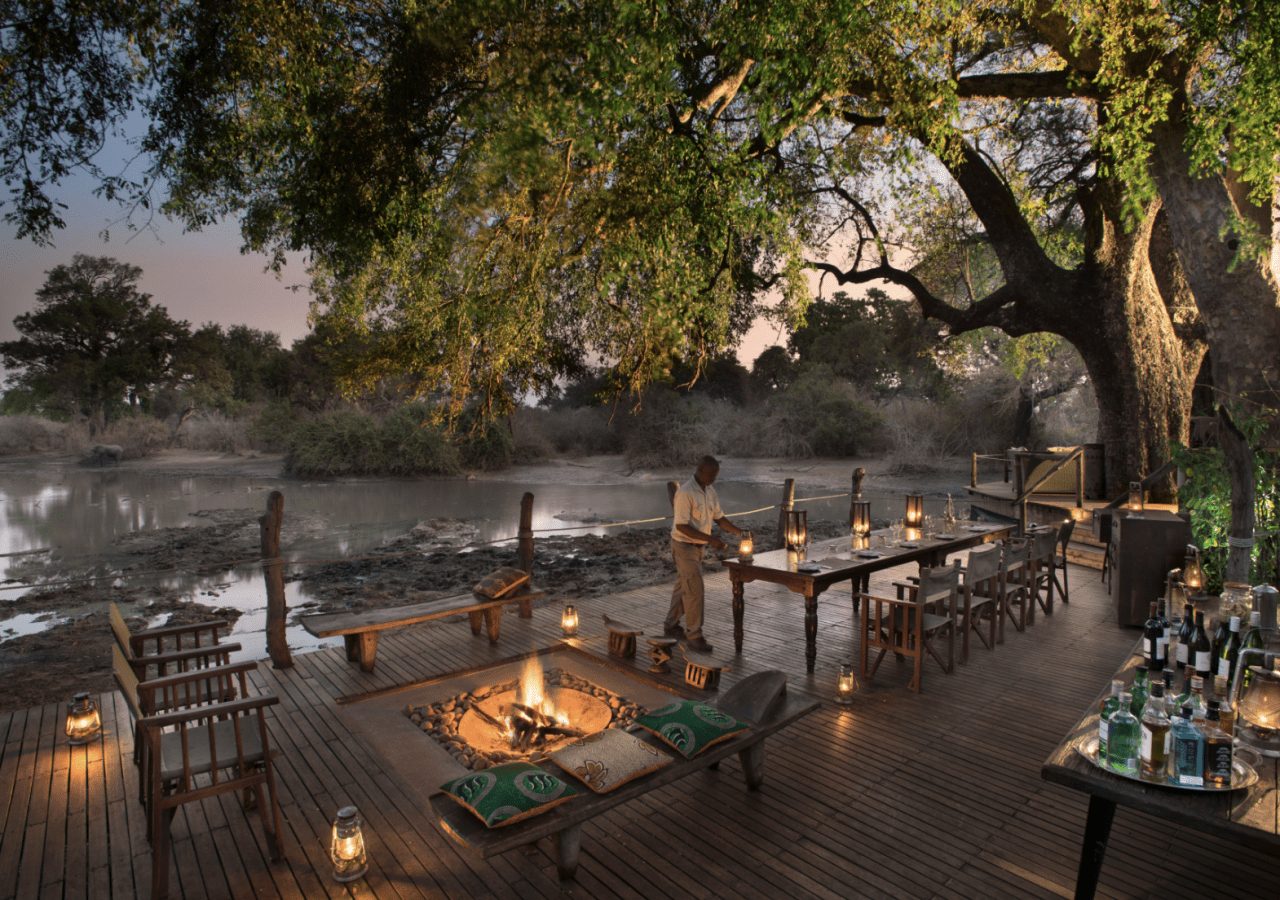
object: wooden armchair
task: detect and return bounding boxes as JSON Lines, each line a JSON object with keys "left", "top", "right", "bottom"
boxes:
{"left": 859, "top": 562, "right": 959, "bottom": 693}
{"left": 1002, "top": 539, "right": 1035, "bottom": 632}
{"left": 114, "top": 647, "right": 283, "bottom": 900}
{"left": 957, "top": 542, "right": 1004, "bottom": 661}
{"left": 110, "top": 601, "right": 238, "bottom": 679}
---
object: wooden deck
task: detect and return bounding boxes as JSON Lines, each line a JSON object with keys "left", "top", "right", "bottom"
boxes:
{"left": 4, "top": 557, "right": 1280, "bottom": 899}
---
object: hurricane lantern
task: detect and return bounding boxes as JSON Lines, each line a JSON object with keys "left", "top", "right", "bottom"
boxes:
{"left": 904, "top": 494, "right": 924, "bottom": 528}
{"left": 836, "top": 663, "right": 858, "bottom": 705}
{"left": 1127, "top": 481, "right": 1144, "bottom": 511}
{"left": 1182, "top": 545, "right": 1204, "bottom": 593}
{"left": 65, "top": 692, "right": 102, "bottom": 745}
{"left": 1238, "top": 665, "right": 1280, "bottom": 758}
{"left": 784, "top": 510, "right": 808, "bottom": 552}
{"left": 331, "top": 806, "right": 369, "bottom": 883}
{"left": 850, "top": 500, "right": 872, "bottom": 538}
{"left": 737, "top": 530, "right": 754, "bottom": 561}
{"left": 561, "top": 605, "right": 579, "bottom": 638}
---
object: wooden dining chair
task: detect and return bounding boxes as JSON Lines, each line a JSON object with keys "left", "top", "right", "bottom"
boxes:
{"left": 1051, "top": 518, "right": 1075, "bottom": 604}
{"left": 1029, "top": 527, "right": 1059, "bottom": 615}
{"left": 957, "top": 542, "right": 1003, "bottom": 661}
{"left": 110, "top": 601, "right": 238, "bottom": 678}
{"left": 113, "top": 646, "right": 283, "bottom": 900}
{"left": 1002, "top": 539, "right": 1035, "bottom": 632}
{"left": 859, "top": 562, "right": 959, "bottom": 693}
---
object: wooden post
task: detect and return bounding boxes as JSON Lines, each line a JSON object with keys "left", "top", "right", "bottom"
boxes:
{"left": 260, "top": 490, "right": 292, "bottom": 669}
{"left": 849, "top": 467, "right": 866, "bottom": 525}
{"left": 517, "top": 492, "right": 535, "bottom": 617}
{"left": 971, "top": 453, "right": 978, "bottom": 488}
{"left": 667, "top": 480, "right": 679, "bottom": 510}
{"left": 776, "top": 478, "right": 795, "bottom": 550}
{"left": 1075, "top": 449, "right": 1085, "bottom": 509}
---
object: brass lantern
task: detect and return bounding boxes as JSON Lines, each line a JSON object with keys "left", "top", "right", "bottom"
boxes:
{"left": 784, "top": 510, "right": 808, "bottom": 552}
{"left": 331, "top": 806, "right": 369, "bottom": 883}
{"left": 1238, "top": 665, "right": 1280, "bottom": 758}
{"left": 1127, "top": 481, "right": 1144, "bottom": 511}
{"left": 65, "top": 692, "right": 102, "bottom": 745}
{"left": 836, "top": 663, "right": 858, "bottom": 705}
{"left": 561, "top": 605, "right": 579, "bottom": 637}
{"left": 737, "top": 530, "right": 754, "bottom": 561}
{"left": 904, "top": 494, "right": 924, "bottom": 528}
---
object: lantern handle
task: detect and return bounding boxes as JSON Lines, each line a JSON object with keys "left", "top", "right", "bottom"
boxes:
{"left": 1231, "top": 647, "right": 1279, "bottom": 710}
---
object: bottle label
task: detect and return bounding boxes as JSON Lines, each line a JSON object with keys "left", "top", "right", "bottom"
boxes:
{"left": 1164, "top": 731, "right": 1171, "bottom": 754}
{"left": 1206, "top": 742, "right": 1233, "bottom": 782}
{"left": 1139, "top": 726, "right": 1153, "bottom": 761}
{"left": 1196, "top": 650, "right": 1211, "bottom": 672}
{"left": 1177, "top": 643, "right": 1189, "bottom": 665}
{"left": 1157, "top": 636, "right": 1167, "bottom": 661}
{"left": 1218, "top": 658, "right": 1232, "bottom": 678}
{"left": 1099, "top": 720, "right": 1110, "bottom": 743}
{"left": 1230, "top": 616, "right": 1241, "bottom": 632}
{"left": 1176, "top": 773, "right": 1205, "bottom": 787}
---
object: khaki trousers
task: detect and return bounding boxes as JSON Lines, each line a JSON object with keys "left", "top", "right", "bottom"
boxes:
{"left": 667, "top": 539, "right": 707, "bottom": 639}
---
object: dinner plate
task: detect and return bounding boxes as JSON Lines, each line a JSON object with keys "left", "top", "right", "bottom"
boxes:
{"left": 934, "top": 533, "right": 957, "bottom": 540}
{"left": 964, "top": 525, "right": 988, "bottom": 532}
{"left": 855, "top": 550, "right": 882, "bottom": 559}
{"left": 898, "top": 541, "right": 920, "bottom": 549}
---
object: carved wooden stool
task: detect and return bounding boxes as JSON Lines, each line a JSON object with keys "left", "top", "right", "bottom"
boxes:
{"left": 681, "top": 652, "right": 730, "bottom": 691}
{"left": 601, "top": 615, "right": 643, "bottom": 660}
{"left": 646, "top": 637, "right": 678, "bottom": 674}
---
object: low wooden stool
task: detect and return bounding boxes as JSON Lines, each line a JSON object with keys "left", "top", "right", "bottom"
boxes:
{"left": 646, "top": 637, "right": 678, "bottom": 674}
{"left": 601, "top": 615, "right": 643, "bottom": 659}
{"left": 681, "top": 650, "right": 730, "bottom": 691}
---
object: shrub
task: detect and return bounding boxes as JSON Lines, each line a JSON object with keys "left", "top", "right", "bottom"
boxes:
{"left": 620, "top": 389, "right": 716, "bottom": 468}
{"left": 0, "top": 415, "right": 79, "bottom": 455}
{"left": 284, "top": 406, "right": 461, "bottom": 477}
{"left": 102, "top": 415, "right": 170, "bottom": 458}
{"left": 748, "top": 369, "right": 886, "bottom": 458}
{"left": 177, "top": 412, "right": 250, "bottom": 453}
{"left": 249, "top": 400, "right": 302, "bottom": 453}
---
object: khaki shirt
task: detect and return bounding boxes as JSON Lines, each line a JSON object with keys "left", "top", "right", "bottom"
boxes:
{"left": 671, "top": 478, "right": 723, "bottom": 544}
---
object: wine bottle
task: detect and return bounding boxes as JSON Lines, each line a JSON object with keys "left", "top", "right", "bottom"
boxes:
{"left": 1176, "top": 603, "right": 1194, "bottom": 666}
{"left": 1143, "top": 602, "right": 1164, "bottom": 670}
{"left": 1157, "top": 599, "right": 1171, "bottom": 667}
{"left": 1192, "top": 611, "right": 1213, "bottom": 680}
{"left": 1140, "top": 684, "right": 1171, "bottom": 779}
{"left": 1211, "top": 615, "right": 1228, "bottom": 661}
{"left": 1216, "top": 615, "right": 1241, "bottom": 684}
{"left": 1241, "top": 610, "right": 1264, "bottom": 690}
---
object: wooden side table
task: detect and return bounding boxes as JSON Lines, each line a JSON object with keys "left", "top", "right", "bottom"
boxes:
{"left": 1112, "top": 510, "right": 1189, "bottom": 626}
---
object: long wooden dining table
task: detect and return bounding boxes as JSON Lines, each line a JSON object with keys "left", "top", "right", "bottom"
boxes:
{"left": 721, "top": 520, "right": 1015, "bottom": 673}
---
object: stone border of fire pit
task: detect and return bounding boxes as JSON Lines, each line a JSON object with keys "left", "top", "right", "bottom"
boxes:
{"left": 405, "top": 667, "right": 645, "bottom": 770}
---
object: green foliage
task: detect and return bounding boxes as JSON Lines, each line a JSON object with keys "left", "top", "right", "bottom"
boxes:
{"left": 763, "top": 367, "right": 886, "bottom": 457}
{"left": 283, "top": 406, "right": 461, "bottom": 478}
{"left": 1172, "top": 442, "right": 1280, "bottom": 593}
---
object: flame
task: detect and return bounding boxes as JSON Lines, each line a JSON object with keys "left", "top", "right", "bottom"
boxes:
{"left": 514, "top": 656, "right": 567, "bottom": 726}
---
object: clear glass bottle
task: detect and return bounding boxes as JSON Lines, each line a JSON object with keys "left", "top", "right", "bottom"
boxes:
{"left": 1130, "top": 666, "right": 1150, "bottom": 716}
{"left": 1175, "top": 665, "right": 1196, "bottom": 711}
{"left": 1106, "top": 692, "right": 1140, "bottom": 776}
{"left": 1170, "top": 705, "right": 1204, "bottom": 786}
{"left": 1098, "top": 679, "right": 1124, "bottom": 760}
{"left": 1202, "top": 705, "right": 1233, "bottom": 788}
{"left": 1140, "top": 684, "right": 1171, "bottom": 779}
{"left": 1188, "top": 675, "right": 1208, "bottom": 721}
{"left": 1213, "top": 675, "right": 1235, "bottom": 737}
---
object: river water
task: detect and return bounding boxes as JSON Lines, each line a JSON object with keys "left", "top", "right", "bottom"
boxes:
{"left": 0, "top": 464, "right": 967, "bottom": 659}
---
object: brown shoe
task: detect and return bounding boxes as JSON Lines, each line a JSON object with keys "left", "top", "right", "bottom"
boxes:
{"left": 685, "top": 636, "right": 714, "bottom": 654}
{"left": 663, "top": 623, "right": 686, "bottom": 639}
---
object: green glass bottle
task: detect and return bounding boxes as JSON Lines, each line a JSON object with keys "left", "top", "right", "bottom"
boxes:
{"left": 1098, "top": 679, "right": 1124, "bottom": 760}
{"left": 1240, "top": 611, "right": 1264, "bottom": 690}
{"left": 1106, "top": 692, "right": 1140, "bottom": 776}
{"left": 1129, "top": 666, "right": 1150, "bottom": 716}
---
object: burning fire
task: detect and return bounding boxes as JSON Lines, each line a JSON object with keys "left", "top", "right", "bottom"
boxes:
{"left": 502, "top": 656, "right": 574, "bottom": 748}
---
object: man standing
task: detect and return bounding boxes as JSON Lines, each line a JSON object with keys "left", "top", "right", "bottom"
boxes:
{"left": 666, "top": 456, "right": 743, "bottom": 652}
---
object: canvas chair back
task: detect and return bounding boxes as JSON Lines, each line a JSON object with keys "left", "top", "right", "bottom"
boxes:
{"left": 113, "top": 642, "right": 143, "bottom": 722}
{"left": 109, "top": 602, "right": 136, "bottom": 660}
{"left": 966, "top": 542, "right": 1002, "bottom": 588}
{"left": 916, "top": 561, "right": 960, "bottom": 611}
{"left": 1056, "top": 518, "right": 1076, "bottom": 554}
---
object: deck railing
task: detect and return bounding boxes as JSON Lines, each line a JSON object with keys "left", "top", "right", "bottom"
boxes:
{"left": 970, "top": 452, "right": 1012, "bottom": 488}
{"left": 1014, "top": 446, "right": 1086, "bottom": 533}
{"left": 1102, "top": 458, "right": 1179, "bottom": 509}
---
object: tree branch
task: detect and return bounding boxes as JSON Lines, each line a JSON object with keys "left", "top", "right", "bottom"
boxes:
{"left": 956, "top": 70, "right": 1091, "bottom": 99}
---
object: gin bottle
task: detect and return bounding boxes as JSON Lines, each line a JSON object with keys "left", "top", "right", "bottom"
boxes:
{"left": 1170, "top": 706, "right": 1205, "bottom": 786}
{"left": 1098, "top": 679, "right": 1124, "bottom": 760}
{"left": 1129, "top": 666, "right": 1150, "bottom": 716}
{"left": 1106, "top": 692, "right": 1140, "bottom": 775}
{"left": 1139, "top": 684, "right": 1171, "bottom": 779}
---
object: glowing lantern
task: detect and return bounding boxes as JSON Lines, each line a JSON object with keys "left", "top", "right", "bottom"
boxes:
{"left": 1182, "top": 545, "right": 1204, "bottom": 593}
{"left": 331, "top": 806, "right": 369, "bottom": 883}
{"left": 836, "top": 663, "right": 858, "bottom": 705}
{"left": 850, "top": 500, "right": 872, "bottom": 538}
{"left": 904, "top": 494, "right": 924, "bottom": 528}
{"left": 1238, "top": 664, "right": 1280, "bottom": 758}
{"left": 784, "top": 510, "right": 808, "bottom": 553}
{"left": 737, "top": 530, "right": 754, "bottom": 561}
{"left": 65, "top": 692, "right": 102, "bottom": 745}
{"left": 561, "top": 605, "right": 579, "bottom": 637}
{"left": 1127, "top": 481, "right": 1144, "bottom": 511}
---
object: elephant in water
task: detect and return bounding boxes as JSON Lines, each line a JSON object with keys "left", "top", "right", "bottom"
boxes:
{"left": 86, "top": 444, "right": 124, "bottom": 466}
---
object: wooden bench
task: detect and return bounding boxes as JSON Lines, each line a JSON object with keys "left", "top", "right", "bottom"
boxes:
{"left": 300, "top": 589, "right": 545, "bottom": 673}
{"left": 429, "top": 670, "right": 818, "bottom": 879}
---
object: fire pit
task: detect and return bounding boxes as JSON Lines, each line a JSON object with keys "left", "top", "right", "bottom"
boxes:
{"left": 406, "top": 654, "right": 644, "bottom": 770}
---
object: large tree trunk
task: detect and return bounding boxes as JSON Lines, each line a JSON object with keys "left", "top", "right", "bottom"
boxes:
{"left": 1150, "top": 105, "right": 1280, "bottom": 583}
{"left": 1069, "top": 204, "right": 1198, "bottom": 497}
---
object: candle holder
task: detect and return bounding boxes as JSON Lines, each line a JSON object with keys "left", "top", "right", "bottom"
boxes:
{"left": 331, "top": 806, "right": 369, "bottom": 883}
{"left": 784, "top": 510, "right": 808, "bottom": 553}
{"left": 836, "top": 663, "right": 858, "bottom": 705}
{"left": 1182, "top": 545, "right": 1204, "bottom": 593}
{"left": 561, "top": 605, "right": 579, "bottom": 638}
{"left": 850, "top": 500, "right": 871, "bottom": 539}
{"left": 1236, "top": 659, "right": 1280, "bottom": 758}
{"left": 737, "top": 530, "right": 754, "bottom": 561}
{"left": 904, "top": 494, "right": 924, "bottom": 528}
{"left": 65, "top": 692, "right": 102, "bottom": 745}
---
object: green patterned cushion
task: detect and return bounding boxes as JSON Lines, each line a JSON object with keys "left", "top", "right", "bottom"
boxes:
{"left": 633, "top": 700, "right": 747, "bottom": 759}
{"left": 549, "top": 727, "right": 673, "bottom": 793}
{"left": 440, "top": 762, "right": 577, "bottom": 828}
